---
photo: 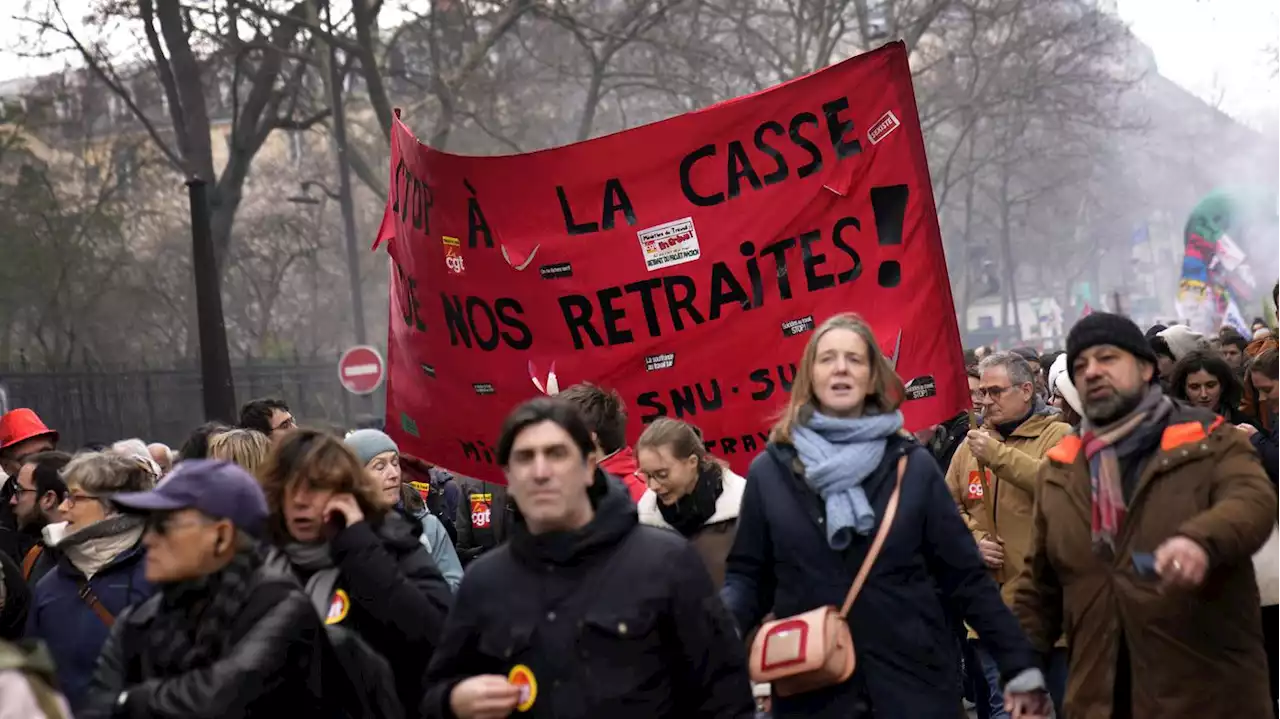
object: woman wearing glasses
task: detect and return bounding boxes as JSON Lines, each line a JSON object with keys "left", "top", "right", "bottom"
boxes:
{"left": 25, "top": 452, "right": 156, "bottom": 713}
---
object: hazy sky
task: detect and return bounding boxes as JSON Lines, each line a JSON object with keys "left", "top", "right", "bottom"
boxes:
{"left": 1118, "top": 0, "right": 1278, "bottom": 129}
{"left": 2, "top": 0, "right": 1277, "bottom": 128}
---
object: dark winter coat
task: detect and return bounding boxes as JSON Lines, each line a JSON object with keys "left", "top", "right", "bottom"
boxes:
{"left": 1012, "top": 404, "right": 1276, "bottom": 718}
{"left": 421, "top": 472, "right": 755, "bottom": 719}
{"left": 0, "top": 550, "right": 28, "bottom": 641}
{"left": 454, "top": 478, "right": 516, "bottom": 564}
{"left": 270, "top": 513, "right": 453, "bottom": 713}
{"left": 722, "top": 434, "right": 1036, "bottom": 719}
{"left": 82, "top": 563, "right": 339, "bottom": 719}
{"left": 1252, "top": 423, "right": 1278, "bottom": 487}
{"left": 27, "top": 540, "right": 153, "bottom": 712}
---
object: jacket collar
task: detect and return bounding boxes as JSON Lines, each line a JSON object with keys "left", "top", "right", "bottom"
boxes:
{"left": 637, "top": 469, "right": 746, "bottom": 530}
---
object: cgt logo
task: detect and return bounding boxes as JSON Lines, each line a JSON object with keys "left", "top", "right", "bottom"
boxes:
{"left": 443, "top": 236, "right": 465, "bottom": 275}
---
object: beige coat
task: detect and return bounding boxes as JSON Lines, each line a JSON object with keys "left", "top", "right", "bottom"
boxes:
{"left": 945, "top": 411, "right": 1072, "bottom": 605}
{"left": 638, "top": 469, "right": 744, "bottom": 588}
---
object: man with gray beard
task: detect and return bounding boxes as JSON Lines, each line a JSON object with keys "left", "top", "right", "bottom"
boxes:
{"left": 1008, "top": 313, "right": 1276, "bottom": 719}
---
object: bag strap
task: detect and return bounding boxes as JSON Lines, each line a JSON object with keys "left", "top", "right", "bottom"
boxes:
{"left": 77, "top": 579, "right": 116, "bottom": 628}
{"left": 22, "top": 545, "right": 43, "bottom": 581}
{"left": 839, "top": 455, "right": 907, "bottom": 618}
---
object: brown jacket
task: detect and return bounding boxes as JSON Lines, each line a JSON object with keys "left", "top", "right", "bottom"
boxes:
{"left": 637, "top": 469, "right": 743, "bottom": 588}
{"left": 945, "top": 410, "right": 1072, "bottom": 605}
{"left": 1010, "top": 405, "right": 1277, "bottom": 719}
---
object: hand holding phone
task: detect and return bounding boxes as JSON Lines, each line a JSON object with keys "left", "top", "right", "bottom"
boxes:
{"left": 323, "top": 493, "right": 365, "bottom": 536}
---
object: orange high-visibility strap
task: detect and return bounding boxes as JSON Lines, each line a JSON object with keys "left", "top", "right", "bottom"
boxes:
{"left": 1046, "top": 435, "right": 1083, "bottom": 464}
{"left": 1160, "top": 421, "right": 1210, "bottom": 451}
{"left": 21, "top": 544, "right": 43, "bottom": 581}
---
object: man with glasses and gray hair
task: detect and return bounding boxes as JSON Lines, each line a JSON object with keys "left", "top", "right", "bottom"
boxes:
{"left": 945, "top": 351, "right": 1072, "bottom": 718}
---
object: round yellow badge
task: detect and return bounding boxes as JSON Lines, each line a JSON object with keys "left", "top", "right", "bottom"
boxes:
{"left": 325, "top": 589, "right": 350, "bottom": 625}
{"left": 508, "top": 664, "right": 537, "bottom": 712}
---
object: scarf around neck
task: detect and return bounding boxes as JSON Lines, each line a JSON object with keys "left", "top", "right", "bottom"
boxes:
{"left": 1081, "top": 384, "right": 1172, "bottom": 555}
{"left": 657, "top": 465, "right": 724, "bottom": 537}
{"left": 148, "top": 548, "right": 263, "bottom": 676}
{"left": 791, "top": 409, "right": 904, "bottom": 549}
{"left": 56, "top": 514, "right": 145, "bottom": 579}
{"left": 281, "top": 541, "right": 334, "bottom": 574}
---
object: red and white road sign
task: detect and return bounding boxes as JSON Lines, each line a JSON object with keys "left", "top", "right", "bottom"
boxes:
{"left": 338, "top": 345, "right": 385, "bottom": 395}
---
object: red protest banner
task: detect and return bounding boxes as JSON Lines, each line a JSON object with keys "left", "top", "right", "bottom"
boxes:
{"left": 378, "top": 41, "right": 965, "bottom": 483}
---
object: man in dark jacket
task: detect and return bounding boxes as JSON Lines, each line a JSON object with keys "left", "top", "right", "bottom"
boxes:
{"left": 453, "top": 475, "right": 515, "bottom": 565}
{"left": 0, "top": 550, "right": 28, "bottom": 640}
{"left": 8, "top": 451, "right": 70, "bottom": 585}
{"left": 83, "top": 460, "right": 342, "bottom": 718}
{"left": 422, "top": 398, "right": 754, "bottom": 719}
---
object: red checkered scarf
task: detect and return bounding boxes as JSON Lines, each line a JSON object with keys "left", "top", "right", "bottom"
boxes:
{"left": 1080, "top": 386, "right": 1170, "bottom": 555}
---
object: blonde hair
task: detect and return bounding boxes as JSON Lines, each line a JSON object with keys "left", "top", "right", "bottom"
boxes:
{"left": 769, "top": 313, "right": 904, "bottom": 444}
{"left": 207, "top": 429, "right": 271, "bottom": 476}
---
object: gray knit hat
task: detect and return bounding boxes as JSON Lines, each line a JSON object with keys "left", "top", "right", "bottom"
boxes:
{"left": 344, "top": 429, "right": 399, "bottom": 466}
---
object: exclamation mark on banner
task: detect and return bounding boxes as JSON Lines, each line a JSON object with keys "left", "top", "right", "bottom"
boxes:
{"left": 870, "top": 184, "right": 909, "bottom": 288}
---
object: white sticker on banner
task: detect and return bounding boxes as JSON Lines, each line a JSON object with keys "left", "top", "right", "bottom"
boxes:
{"left": 638, "top": 217, "right": 701, "bottom": 271}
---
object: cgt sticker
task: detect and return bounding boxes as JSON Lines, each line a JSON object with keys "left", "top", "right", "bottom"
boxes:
{"left": 442, "top": 236, "right": 465, "bottom": 275}
{"left": 326, "top": 589, "right": 350, "bottom": 625}
{"left": 470, "top": 493, "right": 493, "bottom": 529}
{"left": 638, "top": 217, "right": 701, "bottom": 271}
{"left": 508, "top": 664, "right": 538, "bottom": 712}
{"left": 966, "top": 470, "right": 991, "bottom": 501}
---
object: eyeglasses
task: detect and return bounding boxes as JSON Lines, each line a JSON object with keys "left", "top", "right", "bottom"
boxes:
{"left": 974, "top": 386, "right": 1014, "bottom": 400}
{"left": 271, "top": 416, "right": 298, "bottom": 433}
{"left": 11, "top": 486, "right": 37, "bottom": 496}
{"left": 65, "top": 491, "right": 102, "bottom": 508}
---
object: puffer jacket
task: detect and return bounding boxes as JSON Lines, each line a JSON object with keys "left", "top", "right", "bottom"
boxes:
{"left": 82, "top": 561, "right": 340, "bottom": 719}
{"left": 637, "top": 467, "right": 745, "bottom": 587}
{"left": 1011, "top": 403, "right": 1277, "bottom": 718}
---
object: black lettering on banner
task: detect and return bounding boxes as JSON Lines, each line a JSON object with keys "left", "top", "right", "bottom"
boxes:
{"left": 789, "top": 113, "right": 823, "bottom": 178}
{"left": 601, "top": 178, "right": 637, "bottom": 231}
{"left": 740, "top": 242, "right": 765, "bottom": 308}
{"left": 559, "top": 294, "right": 604, "bottom": 350}
{"left": 459, "top": 439, "right": 495, "bottom": 465}
{"left": 870, "top": 184, "right": 909, "bottom": 288}
{"left": 623, "top": 278, "right": 664, "bottom": 337}
{"left": 707, "top": 262, "right": 751, "bottom": 320}
{"left": 441, "top": 294, "right": 532, "bottom": 351}
{"left": 662, "top": 276, "right": 706, "bottom": 331}
{"left": 752, "top": 121, "right": 789, "bottom": 186}
{"left": 598, "top": 286, "right": 633, "bottom": 346}
{"left": 395, "top": 261, "right": 426, "bottom": 332}
{"left": 679, "top": 144, "right": 724, "bottom": 207}
{"left": 800, "top": 230, "right": 835, "bottom": 292}
{"left": 757, "top": 237, "right": 796, "bottom": 300}
{"left": 392, "top": 159, "right": 433, "bottom": 233}
{"left": 701, "top": 432, "right": 767, "bottom": 456}
{"left": 726, "top": 141, "right": 763, "bottom": 200}
{"left": 557, "top": 185, "right": 599, "bottom": 236}
{"left": 636, "top": 379, "right": 724, "bottom": 422}
{"left": 821, "top": 97, "right": 863, "bottom": 160}
{"left": 749, "top": 364, "right": 798, "bottom": 401}
{"left": 466, "top": 180, "right": 493, "bottom": 249}
{"left": 831, "top": 217, "right": 863, "bottom": 284}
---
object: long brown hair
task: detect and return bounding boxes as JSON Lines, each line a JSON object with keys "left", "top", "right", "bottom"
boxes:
{"left": 770, "top": 313, "right": 905, "bottom": 444}
{"left": 258, "top": 428, "right": 386, "bottom": 541}
{"left": 636, "top": 418, "right": 725, "bottom": 475}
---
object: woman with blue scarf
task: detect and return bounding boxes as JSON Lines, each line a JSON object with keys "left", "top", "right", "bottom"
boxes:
{"left": 721, "top": 313, "right": 1045, "bottom": 719}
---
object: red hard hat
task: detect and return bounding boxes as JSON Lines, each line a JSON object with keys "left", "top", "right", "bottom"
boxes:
{"left": 0, "top": 409, "right": 58, "bottom": 452}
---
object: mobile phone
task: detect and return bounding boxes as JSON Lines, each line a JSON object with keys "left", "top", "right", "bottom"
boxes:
{"left": 1131, "top": 552, "right": 1158, "bottom": 579}
{"left": 325, "top": 511, "right": 347, "bottom": 536}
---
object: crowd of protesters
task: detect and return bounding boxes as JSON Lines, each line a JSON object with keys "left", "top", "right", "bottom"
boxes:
{"left": 0, "top": 306, "right": 1275, "bottom": 719}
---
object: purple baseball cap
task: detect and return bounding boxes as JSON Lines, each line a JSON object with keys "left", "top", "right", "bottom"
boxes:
{"left": 112, "top": 459, "right": 269, "bottom": 538}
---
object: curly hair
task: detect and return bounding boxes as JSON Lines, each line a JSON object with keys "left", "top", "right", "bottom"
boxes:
{"left": 1170, "top": 350, "right": 1241, "bottom": 413}
{"left": 258, "top": 428, "right": 386, "bottom": 542}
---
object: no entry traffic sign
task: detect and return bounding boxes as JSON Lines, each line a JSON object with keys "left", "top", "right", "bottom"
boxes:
{"left": 338, "top": 345, "right": 385, "bottom": 395}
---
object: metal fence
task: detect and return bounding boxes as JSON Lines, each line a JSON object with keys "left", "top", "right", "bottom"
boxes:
{"left": 1, "top": 358, "right": 367, "bottom": 450}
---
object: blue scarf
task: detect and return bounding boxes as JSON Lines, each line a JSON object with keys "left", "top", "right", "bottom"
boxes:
{"left": 792, "top": 409, "right": 904, "bottom": 549}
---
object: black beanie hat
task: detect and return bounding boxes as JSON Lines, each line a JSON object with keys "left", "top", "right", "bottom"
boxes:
{"left": 1066, "top": 313, "right": 1158, "bottom": 381}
